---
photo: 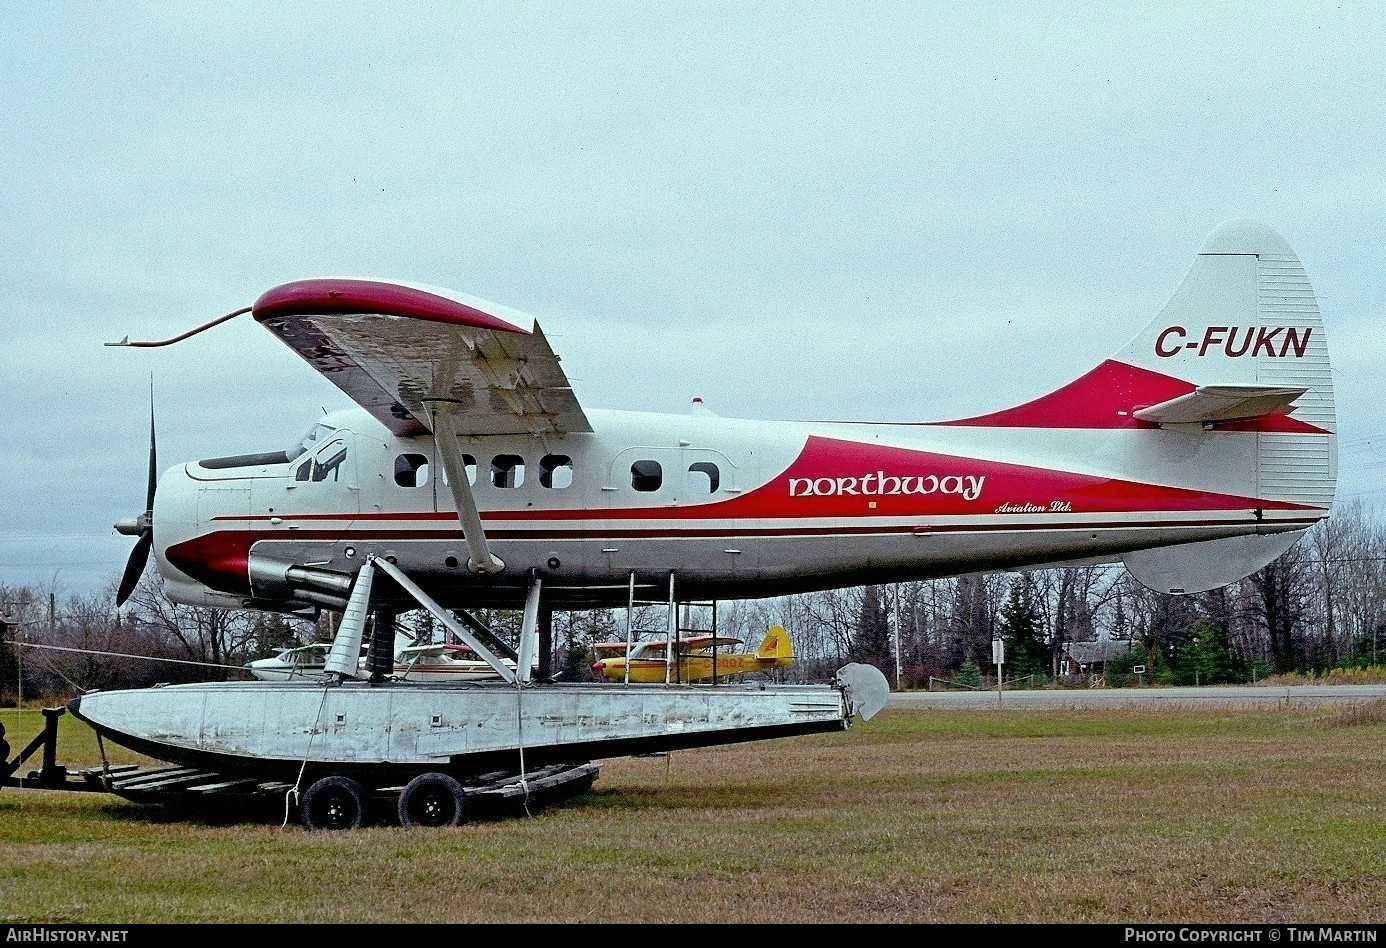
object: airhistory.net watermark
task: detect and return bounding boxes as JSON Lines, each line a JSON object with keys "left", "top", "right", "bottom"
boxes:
{"left": 4, "top": 930, "right": 128, "bottom": 942}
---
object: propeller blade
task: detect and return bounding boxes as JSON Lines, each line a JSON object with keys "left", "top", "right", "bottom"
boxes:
{"left": 117, "top": 384, "right": 158, "bottom": 609}
{"left": 145, "top": 385, "right": 157, "bottom": 513}
{"left": 116, "top": 529, "right": 152, "bottom": 607}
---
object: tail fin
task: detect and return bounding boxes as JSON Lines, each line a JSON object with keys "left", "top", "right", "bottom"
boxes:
{"left": 755, "top": 625, "right": 794, "bottom": 661}
{"left": 1118, "top": 220, "right": 1337, "bottom": 593}
{"left": 949, "top": 220, "right": 1336, "bottom": 594}
{"left": 1116, "top": 219, "right": 1336, "bottom": 510}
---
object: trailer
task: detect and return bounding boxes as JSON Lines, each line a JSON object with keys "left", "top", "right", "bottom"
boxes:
{"left": 1, "top": 705, "right": 601, "bottom": 829}
{"left": 3, "top": 662, "right": 890, "bottom": 831}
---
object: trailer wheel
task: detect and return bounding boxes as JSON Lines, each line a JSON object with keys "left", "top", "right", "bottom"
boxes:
{"left": 398, "top": 772, "right": 468, "bottom": 828}
{"left": 300, "top": 775, "right": 370, "bottom": 831}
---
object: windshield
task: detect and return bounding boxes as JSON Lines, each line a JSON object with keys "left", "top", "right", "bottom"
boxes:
{"left": 286, "top": 423, "right": 336, "bottom": 462}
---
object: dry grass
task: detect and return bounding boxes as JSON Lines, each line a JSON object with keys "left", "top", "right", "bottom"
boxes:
{"left": 2, "top": 703, "right": 1384, "bottom": 924}
{"left": 1315, "top": 697, "right": 1386, "bottom": 728}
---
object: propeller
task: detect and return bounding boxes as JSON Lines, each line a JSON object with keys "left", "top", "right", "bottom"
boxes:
{"left": 114, "top": 389, "right": 157, "bottom": 607}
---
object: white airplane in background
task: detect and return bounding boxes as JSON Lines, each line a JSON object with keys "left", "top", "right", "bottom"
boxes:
{"left": 243, "top": 641, "right": 332, "bottom": 681}
{"left": 244, "top": 634, "right": 515, "bottom": 682}
{"left": 68, "top": 219, "right": 1335, "bottom": 830}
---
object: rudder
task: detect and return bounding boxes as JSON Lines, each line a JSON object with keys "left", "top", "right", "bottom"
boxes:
{"left": 756, "top": 625, "right": 794, "bottom": 661}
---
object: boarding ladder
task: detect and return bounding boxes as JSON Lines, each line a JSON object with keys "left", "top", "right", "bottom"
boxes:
{"left": 622, "top": 572, "right": 723, "bottom": 685}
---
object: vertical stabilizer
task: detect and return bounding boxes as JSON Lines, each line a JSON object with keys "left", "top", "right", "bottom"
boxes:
{"left": 755, "top": 625, "right": 794, "bottom": 661}
{"left": 1115, "top": 219, "right": 1336, "bottom": 510}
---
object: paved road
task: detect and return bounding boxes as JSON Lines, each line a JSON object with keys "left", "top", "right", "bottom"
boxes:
{"left": 886, "top": 682, "right": 1386, "bottom": 710}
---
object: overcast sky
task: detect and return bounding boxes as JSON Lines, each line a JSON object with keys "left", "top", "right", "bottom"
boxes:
{"left": 2, "top": 2, "right": 1383, "bottom": 600}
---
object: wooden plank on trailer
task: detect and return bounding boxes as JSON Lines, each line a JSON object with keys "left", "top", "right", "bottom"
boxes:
{"left": 256, "top": 782, "right": 294, "bottom": 794}
{"left": 108, "top": 767, "right": 202, "bottom": 790}
{"left": 119, "top": 771, "right": 221, "bottom": 793}
{"left": 477, "top": 763, "right": 600, "bottom": 799}
{"left": 188, "top": 778, "right": 263, "bottom": 794}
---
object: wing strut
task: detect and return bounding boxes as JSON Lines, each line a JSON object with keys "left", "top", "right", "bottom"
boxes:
{"left": 429, "top": 402, "right": 504, "bottom": 574}
{"left": 373, "top": 558, "right": 517, "bottom": 683}
{"left": 516, "top": 574, "right": 542, "bottom": 685}
{"left": 325, "top": 559, "right": 375, "bottom": 679}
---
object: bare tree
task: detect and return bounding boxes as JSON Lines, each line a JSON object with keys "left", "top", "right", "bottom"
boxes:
{"left": 1246, "top": 539, "right": 1312, "bottom": 674}
{"left": 122, "top": 573, "right": 263, "bottom": 677}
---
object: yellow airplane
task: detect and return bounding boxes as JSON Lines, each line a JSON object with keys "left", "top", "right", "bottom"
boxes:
{"left": 590, "top": 626, "right": 794, "bottom": 683}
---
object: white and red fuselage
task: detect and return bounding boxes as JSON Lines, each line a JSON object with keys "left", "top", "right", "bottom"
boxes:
{"left": 133, "top": 219, "right": 1336, "bottom": 616}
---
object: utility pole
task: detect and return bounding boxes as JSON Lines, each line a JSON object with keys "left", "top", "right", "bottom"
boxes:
{"left": 993, "top": 636, "right": 1005, "bottom": 708}
{"left": 892, "top": 584, "right": 902, "bottom": 691}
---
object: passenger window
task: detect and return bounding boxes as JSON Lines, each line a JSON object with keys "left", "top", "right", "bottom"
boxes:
{"left": 311, "top": 442, "right": 347, "bottom": 483}
{"left": 631, "top": 459, "right": 662, "bottom": 492}
{"left": 394, "top": 453, "right": 430, "bottom": 488}
{"left": 540, "top": 454, "right": 573, "bottom": 489}
{"left": 491, "top": 454, "right": 525, "bottom": 489}
{"left": 687, "top": 461, "right": 720, "bottom": 493}
{"left": 462, "top": 454, "right": 476, "bottom": 486}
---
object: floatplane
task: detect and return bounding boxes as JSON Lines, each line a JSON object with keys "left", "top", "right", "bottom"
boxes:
{"left": 67, "top": 219, "right": 1333, "bottom": 829}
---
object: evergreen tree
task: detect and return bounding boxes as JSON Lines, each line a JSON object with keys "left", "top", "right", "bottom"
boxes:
{"left": 997, "top": 576, "right": 1048, "bottom": 682}
{"left": 955, "top": 653, "right": 981, "bottom": 688}
{"left": 947, "top": 574, "right": 994, "bottom": 669}
{"left": 849, "top": 584, "right": 893, "bottom": 670}
{"left": 1178, "top": 619, "right": 1245, "bottom": 685}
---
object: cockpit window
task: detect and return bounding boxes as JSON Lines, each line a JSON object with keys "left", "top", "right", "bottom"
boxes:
{"left": 311, "top": 441, "right": 348, "bottom": 483}
{"left": 286, "top": 423, "right": 336, "bottom": 462}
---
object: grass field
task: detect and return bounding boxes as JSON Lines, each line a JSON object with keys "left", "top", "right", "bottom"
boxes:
{"left": 2, "top": 699, "right": 1384, "bottom": 924}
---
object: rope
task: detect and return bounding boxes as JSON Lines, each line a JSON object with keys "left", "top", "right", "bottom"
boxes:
{"left": 30, "top": 646, "right": 89, "bottom": 695}
{"left": 515, "top": 676, "right": 533, "bottom": 817}
{"left": 14, "top": 624, "right": 22, "bottom": 761}
{"left": 13, "top": 641, "right": 249, "bottom": 673}
{"left": 283, "top": 684, "right": 333, "bottom": 829}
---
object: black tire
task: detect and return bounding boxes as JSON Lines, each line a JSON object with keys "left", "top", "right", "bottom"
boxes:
{"left": 398, "top": 772, "right": 469, "bottom": 828}
{"left": 300, "top": 775, "right": 370, "bottom": 831}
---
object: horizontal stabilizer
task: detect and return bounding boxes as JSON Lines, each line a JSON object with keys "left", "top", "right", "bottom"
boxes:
{"left": 1122, "top": 529, "right": 1309, "bottom": 595}
{"left": 1133, "top": 384, "right": 1307, "bottom": 426}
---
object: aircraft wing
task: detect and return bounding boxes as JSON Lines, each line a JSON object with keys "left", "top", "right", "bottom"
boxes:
{"left": 397, "top": 644, "right": 451, "bottom": 658}
{"left": 281, "top": 643, "right": 331, "bottom": 655}
{"left": 678, "top": 635, "right": 744, "bottom": 652}
{"left": 251, "top": 279, "right": 592, "bottom": 438}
